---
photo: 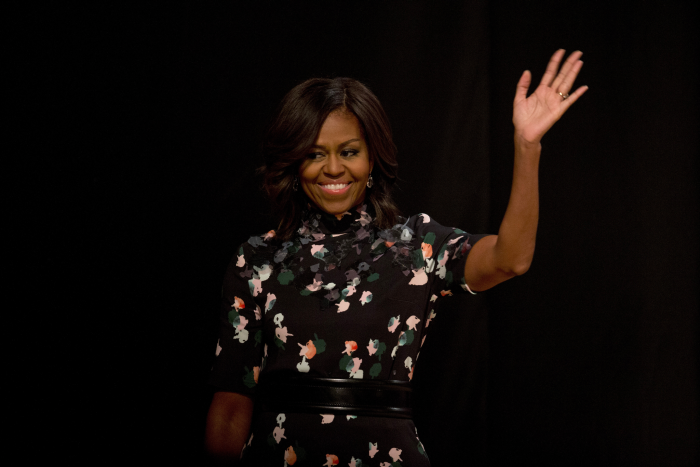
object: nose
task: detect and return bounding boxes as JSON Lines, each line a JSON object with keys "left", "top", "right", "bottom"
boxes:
{"left": 323, "top": 154, "right": 345, "bottom": 178}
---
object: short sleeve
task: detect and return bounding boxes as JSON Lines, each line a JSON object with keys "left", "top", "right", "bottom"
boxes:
{"left": 208, "top": 242, "right": 265, "bottom": 396}
{"left": 410, "top": 213, "right": 491, "bottom": 296}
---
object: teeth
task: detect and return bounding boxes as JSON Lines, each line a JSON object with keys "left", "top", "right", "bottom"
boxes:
{"left": 322, "top": 183, "right": 348, "bottom": 190}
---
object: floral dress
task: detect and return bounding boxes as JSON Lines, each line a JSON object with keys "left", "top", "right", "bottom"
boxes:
{"left": 210, "top": 204, "right": 488, "bottom": 466}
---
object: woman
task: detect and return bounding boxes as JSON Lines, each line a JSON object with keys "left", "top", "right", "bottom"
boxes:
{"left": 207, "top": 50, "right": 587, "bottom": 465}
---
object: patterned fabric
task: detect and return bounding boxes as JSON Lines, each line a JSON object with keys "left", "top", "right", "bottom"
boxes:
{"left": 210, "top": 204, "right": 488, "bottom": 466}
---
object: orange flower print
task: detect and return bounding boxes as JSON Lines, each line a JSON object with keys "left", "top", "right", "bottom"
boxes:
{"left": 384, "top": 240, "right": 395, "bottom": 248}
{"left": 263, "top": 230, "right": 276, "bottom": 240}
{"left": 253, "top": 366, "right": 260, "bottom": 384}
{"left": 232, "top": 297, "right": 245, "bottom": 310}
{"left": 324, "top": 454, "right": 339, "bottom": 466}
{"left": 298, "top": 340, "right": 317, "bottom": 359}
{"left": 440, "top": 289, "right": 453, "bottom": 296}
{"left": 421, "top": 242, "right": 433, "bottom": 259}
{"left": 284, "top": 446, "right": 297, "bottom": 465}
{"left": 342, "top": 341, "right": 358, "bottom": 355}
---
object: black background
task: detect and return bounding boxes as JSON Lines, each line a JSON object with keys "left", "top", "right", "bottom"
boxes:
{"left": 21, "top": 1, "right": 697, "bottom": 465}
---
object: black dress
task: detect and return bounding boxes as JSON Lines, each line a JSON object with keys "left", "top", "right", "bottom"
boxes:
{"left": 210, "top": 204, "right": 488, "bottom": 466}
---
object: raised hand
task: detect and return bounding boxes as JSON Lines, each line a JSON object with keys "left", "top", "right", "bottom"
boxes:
{"left": 512, "top": 49, "right": 588, "bottom": 145}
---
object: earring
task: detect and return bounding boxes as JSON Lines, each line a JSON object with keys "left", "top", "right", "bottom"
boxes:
{"left": 293, "top": 177, "right": 299, "bottom": 192}
{"left": 366, "top": 174, "right": 374, "bottom": 188}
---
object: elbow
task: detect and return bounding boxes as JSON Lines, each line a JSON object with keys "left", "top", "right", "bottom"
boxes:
{"left": 506, "top": 259, "right": 532, "bottom": 277}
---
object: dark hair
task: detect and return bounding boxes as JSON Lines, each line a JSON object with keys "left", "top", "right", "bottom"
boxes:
{"left": 260, "top": 77, "right": 400, "bottom": 240}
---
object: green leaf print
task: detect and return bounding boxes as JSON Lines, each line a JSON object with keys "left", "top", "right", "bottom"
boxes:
{"left": 367, "top": 272, "right": 380, "bottom": 282}
{"left": 274, "top": 337, "right": 286, "bottom": 350}
{"left": 369, "top": 363, "right": 382, "bottom": 379}
{"left": 376, "top": 342, "right": 387, "bottom": 361}
{"left": 422, "top": 231, "right": 436, "bottom": 245}
{"left": 228, "top": 309, "right": 240, "bottom": 326}
{"left": 277, "top": 269, "right": 294, "bottom": 285}
{"left": 299, "top": 288, "right": 312, "bottom": 296}
{"left": 339, "top": 354, "right": 353, "bottom": 371}
{"left": 242, "top": 366, "right": 256, "bottom": 388}
{"left": 404, "top": 329, "right": 415, "bottom": 345}
{"left": 254, "top": 330, "right": 262, "bottom": 346}
{"left": 294, "top": 440, "right": 306, "bottom": 461}
{"left": 411, "top": 249, "right": 425, "bottom": 269}
{"left": 313, "top": 334, "right": 326, "bottom": 354}
{"left": 445, "top": 270, "right": 453, "bottom": 287}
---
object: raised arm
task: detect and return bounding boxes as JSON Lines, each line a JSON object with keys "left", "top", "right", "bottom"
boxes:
{"left": 465, "top": 49, "right": 588, "bottom": 291}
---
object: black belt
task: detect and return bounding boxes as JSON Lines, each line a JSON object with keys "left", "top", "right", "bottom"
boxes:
{"left": 256, "top": 374, "right": 413, "bottom": 419}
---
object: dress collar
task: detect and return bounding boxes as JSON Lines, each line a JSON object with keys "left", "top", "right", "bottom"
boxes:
{"left": 298, "top": 203, "right": 375, "bottom": 238}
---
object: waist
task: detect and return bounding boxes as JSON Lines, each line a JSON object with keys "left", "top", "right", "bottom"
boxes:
{"left": 256, "top": 374, "right": 413, "bottom": 419}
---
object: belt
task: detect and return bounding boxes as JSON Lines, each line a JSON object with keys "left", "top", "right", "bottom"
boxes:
{"left": 256, "top": 374, "right": 413, "bottom": 419}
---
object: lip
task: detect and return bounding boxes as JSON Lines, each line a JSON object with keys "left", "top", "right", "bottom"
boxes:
{"left": 317, "top": 182, "right": 352, "bottom": 195}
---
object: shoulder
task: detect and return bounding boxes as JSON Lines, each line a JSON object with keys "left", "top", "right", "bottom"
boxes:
{"left": 403, "top": 213, "right": 483, "bottom": 257}
{"left": 404, "top": 213, "right": 468, "bottom": 239}
{"left": 230, "top": 229, "right": 280, "bottom": 270}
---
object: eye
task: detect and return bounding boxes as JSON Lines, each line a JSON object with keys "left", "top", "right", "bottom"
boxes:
{"left": 341, "top": 149, "right": 359, "bottom": 157}
{"left": 307, "top": 152, "right": 325, "bottom": 160}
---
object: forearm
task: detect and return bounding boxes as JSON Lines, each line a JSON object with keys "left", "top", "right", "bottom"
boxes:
{"left": 492, "top": 135, "right": 541, "bottom": 275}
{"left": 205, "top": 391, "right": 254, "bottom": 464}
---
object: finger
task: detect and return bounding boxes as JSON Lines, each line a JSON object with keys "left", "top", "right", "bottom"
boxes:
{"left": 559, "top": 85, "right": 588, "bottom": 111}
{"left": 557, "top": 59, "right": 584, "bottom": 95}
{"left": 551, "top": 50, "right": 583, "bottom": 91}
{"left": 539, "top": 49, "right": 566, "bottom": 87}
{"left": 514, "top": 70, "right": 531, "bottom": 105}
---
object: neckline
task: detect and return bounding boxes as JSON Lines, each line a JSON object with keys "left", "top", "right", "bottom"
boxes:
{"left": 298, "top": 203, "right": 375, "bottom": 238}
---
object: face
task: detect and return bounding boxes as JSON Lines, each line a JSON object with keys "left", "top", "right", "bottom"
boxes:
{"left": 299, "top": 110, "right": 373, "bottom": 219}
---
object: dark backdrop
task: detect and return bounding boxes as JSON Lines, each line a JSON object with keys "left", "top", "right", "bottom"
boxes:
{"left": 26, "top": 1, "right": 697, "bottom": 465}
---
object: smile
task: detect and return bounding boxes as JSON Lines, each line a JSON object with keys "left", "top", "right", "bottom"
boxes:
{"left": 318, "top": 182, "right": 352, "bottom": 193}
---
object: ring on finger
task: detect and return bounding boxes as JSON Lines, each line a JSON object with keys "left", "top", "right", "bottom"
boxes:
{"left": 558, "top": 92, "right": 569, "bottom": 100}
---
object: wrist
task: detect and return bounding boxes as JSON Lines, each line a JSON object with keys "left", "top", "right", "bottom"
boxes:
{"left": 514, "top": 134, "right": 542, "bottom": 164}
{"left": 514, "top": 132, "right": 542, "bottom": 151}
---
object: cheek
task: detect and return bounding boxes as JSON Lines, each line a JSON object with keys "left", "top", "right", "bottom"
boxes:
{"left": 298, "top": 165, "right": 315, "bottom": 184}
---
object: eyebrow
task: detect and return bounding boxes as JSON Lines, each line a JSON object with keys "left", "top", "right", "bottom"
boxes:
{"left": 310, "top": 138, "right": 361, "bottom": 150}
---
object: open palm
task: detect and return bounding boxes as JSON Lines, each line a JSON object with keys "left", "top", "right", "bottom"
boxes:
{"left": 513, "top": 49, "right": 588, "bottom": 144}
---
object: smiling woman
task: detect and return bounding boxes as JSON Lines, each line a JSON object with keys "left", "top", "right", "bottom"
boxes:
{"left": 258, "top": 77, "right": 400, "bottom": 242}
{"left": 207, "top": 53, "right": 587, "bottom": 466}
